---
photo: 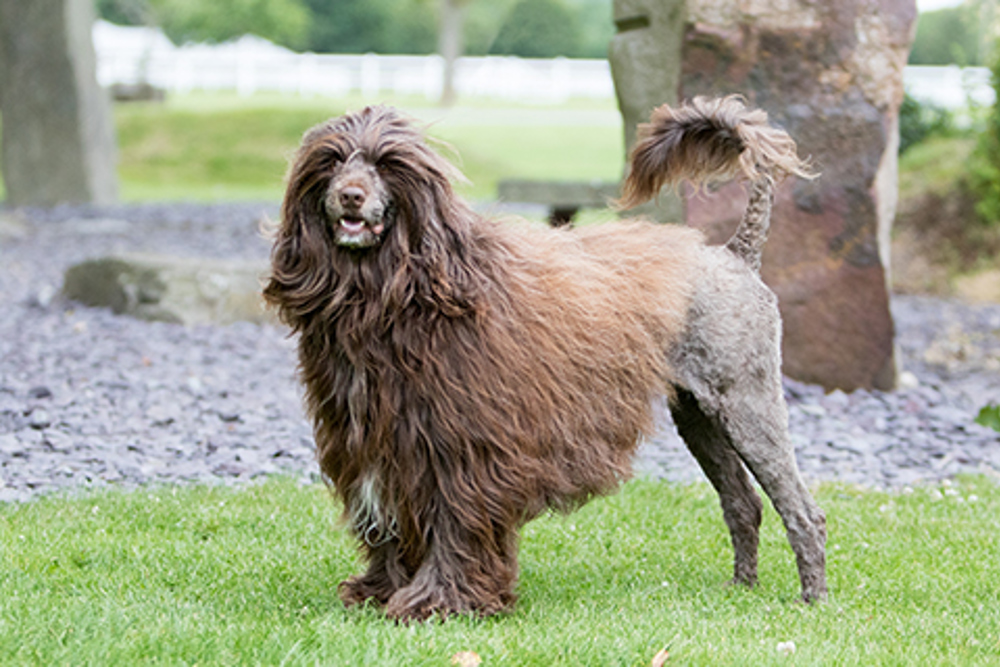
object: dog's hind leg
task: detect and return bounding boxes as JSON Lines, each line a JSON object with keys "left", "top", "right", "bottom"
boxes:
{"left": 670, "top": 271, "right": 827, "bottom": 603}
{"left": 674, "top": 373, "right": 827, "bottom": 602}
{"left": 670, "top": 387, "right": 763, "bottom": 587}
{"left": 716, "top": 388, "right": 828, "bottom": 603}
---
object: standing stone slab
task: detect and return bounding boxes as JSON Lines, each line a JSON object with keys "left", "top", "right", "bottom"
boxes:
{"left": 610, "top": 0, "right": 686, "bottom": 223}
{"left": 0, "top": 0, "right": 118, "bottom": 206}
{"left": 610, "top": 0, "right": 915, "bottom": 391}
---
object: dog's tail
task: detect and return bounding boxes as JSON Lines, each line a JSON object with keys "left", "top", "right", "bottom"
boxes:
{"left": 616, "top": 95, "right": 813, "bottom": 272}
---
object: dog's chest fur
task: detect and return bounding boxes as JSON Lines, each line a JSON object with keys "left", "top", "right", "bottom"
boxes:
{"left": 347, "top": 473, "right": 397, "bottom": 546}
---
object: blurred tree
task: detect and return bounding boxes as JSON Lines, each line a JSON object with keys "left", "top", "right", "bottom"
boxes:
{"left": 96, "top": 0, "right": 311, "bottom": 49}
{"left": 969, "top": 46, "right": 1000, "bottom": 225}
{"left": 96, "top": 0, "right": 615, "bottom": 57}
{"left": 300, "top": 0, "right": 436, "bottom": 54}
{"left": 898, "top": 93, "right": 955, "bottom": 154}
{"left": 439, "top": 0, "right": 470, "bottom": 106}
{"left": 489, "top": 0, "right": 581, "bottom": 58}
{"left": 462, "top": 0, "right": 611, "bottom": 57}
{"left": 909, "top": 3, "right": 988, "bottom": 66}
{"left": 95, "top": 0, "right": 148, "bottom": 25}
{"left": 566, "top": 0, "right": 613, "bottom": 58}
{"left": 150, "top": 0, "right": 310, "bottom": 48}
{"left": 463, "top": 0, "right": 517, "bottom": 55}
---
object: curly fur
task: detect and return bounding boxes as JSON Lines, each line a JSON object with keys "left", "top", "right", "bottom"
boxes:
{"left": 264, "top": 96, "right": 827, "bottom": 621}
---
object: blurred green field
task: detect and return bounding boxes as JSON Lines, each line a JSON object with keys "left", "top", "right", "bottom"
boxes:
{"left": 86, "top": 92, "right": 624, "bottom": 203}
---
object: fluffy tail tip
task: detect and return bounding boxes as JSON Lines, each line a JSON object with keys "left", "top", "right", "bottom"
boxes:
{"left": 615, "top": 95, "right": 815, "bottom": 210}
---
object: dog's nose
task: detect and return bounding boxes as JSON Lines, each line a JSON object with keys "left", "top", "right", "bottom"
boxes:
{"left": 339, "top": 186, "right": 366, "bottom": 209}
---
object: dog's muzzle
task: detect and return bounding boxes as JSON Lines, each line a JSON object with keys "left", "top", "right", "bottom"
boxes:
{"left": 325, "top": 196, "right": 390, "bottom": 249}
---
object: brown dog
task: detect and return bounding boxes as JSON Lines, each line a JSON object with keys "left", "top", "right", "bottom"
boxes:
{"left": 264, "top": 96, "right": 827, "bottom": 621}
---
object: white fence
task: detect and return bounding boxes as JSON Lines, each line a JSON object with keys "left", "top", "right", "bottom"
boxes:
{"left": 93, "top": 20, "right": 993, "bottom": 108}
{"left": 93, "top": 21, "right": 614, "bottom": 103}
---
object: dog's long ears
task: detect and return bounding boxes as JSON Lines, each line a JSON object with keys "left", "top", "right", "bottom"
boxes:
{"left": 615, "top": 95, "right": 814, "bottom": 211}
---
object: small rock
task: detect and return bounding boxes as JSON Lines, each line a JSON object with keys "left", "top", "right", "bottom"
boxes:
{"left": 213, "top": 461, "right": 248, "bottom": 477}
{"left": 186, "top": 376, "right": 205, "bottom": 395}
{"left": 897, "top": 371, "right": 919, "bottom": 389}
{"left": 28, "top": 409, "right": 52, "bottom": 430}
{"left": 0, "top": 488, "right": 29, "bottom": 503}
{"left": 823, "top": 390, "right": 849, "bottom": 409}
{"left": 42, "top": 430, "right": 72, "bottom": 452}
{"left": 28, "top": 386, "right": 53, "bottom": 400}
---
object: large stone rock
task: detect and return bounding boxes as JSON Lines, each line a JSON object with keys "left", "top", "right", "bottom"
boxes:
{"left": 609, "top": 0, "right": 685, "bottom": 223}
{"left": 0, "top": 0, "right": 118, "bottom": 206}
{"left": 63, "top": 255, "right": 274, "bottom": 326}
{"left": 609, "top": 0, "right": 916, "bottom": 391}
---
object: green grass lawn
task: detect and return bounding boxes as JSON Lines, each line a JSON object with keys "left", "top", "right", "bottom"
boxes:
{"left": 2, "top": 476, "right": 998, "bottom": 665}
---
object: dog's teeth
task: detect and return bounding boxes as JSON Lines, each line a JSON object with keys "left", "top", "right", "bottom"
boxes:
{"left": 341, "top": 218, "right": 366, "bottom": 233}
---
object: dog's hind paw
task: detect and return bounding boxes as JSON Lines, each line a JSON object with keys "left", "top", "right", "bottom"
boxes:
{"left": 726, "top": 573, "right": 758, "bottom": 590}
{"left": 801, "top": 585, "right": 828, "bottom": 604}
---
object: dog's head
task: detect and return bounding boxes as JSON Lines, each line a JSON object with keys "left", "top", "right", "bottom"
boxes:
{"left": 265, "top": 106, "right": 480, "bottom": 325}
{"left": 301, "top": 109, "right": 397, "bottom": 250}
{"left": 284, "top": 105, "right": 463, "bottom": 252}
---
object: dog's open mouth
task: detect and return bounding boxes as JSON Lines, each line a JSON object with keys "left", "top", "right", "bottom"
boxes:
{"left": 336, "top": 216, "right": 385, "bottom": 247}
{"left": 340, "top": 217, "right": 368, "bottom": 235}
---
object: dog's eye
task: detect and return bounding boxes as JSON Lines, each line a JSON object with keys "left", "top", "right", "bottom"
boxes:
{"left": 324, "top": 146, "right": 348, "bottom": 166}
{"left": 375, "top": 159, "right": 391, "bottom": 173}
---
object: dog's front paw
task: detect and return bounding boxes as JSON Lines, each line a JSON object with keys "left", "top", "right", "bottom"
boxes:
{"left": 384, "top": 583, "right": 463, "bottom": 622}
{"left": 384, "top": 578, "right": 514, "bottom": 622}
{"left": 338, "top": 574, "right": 394, "bottom": 608}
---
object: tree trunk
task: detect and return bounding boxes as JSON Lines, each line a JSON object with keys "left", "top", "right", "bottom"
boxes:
{"left": 0, "top": 0, "right": 118, "bottom": 206}
{"left": 438, "top": 0, "right": 465, "bottom": 107}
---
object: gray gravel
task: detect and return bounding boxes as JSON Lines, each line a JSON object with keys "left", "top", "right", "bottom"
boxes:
{"left": 1, "top": 203, "right": 999, "bottom": 502}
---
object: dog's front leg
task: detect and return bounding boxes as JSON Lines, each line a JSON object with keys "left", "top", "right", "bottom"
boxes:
{"left": 339, "top": 539, "right": 410, "bottom": 608}
{"left": 384, "top": 507, "right": 519, "bottom": 621}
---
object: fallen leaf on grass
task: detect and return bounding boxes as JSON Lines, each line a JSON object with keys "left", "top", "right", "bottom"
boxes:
{"left": 651, "top": 646, "right": 670, "bottom": 666}
{"left": 451, "top": 650, "right": 482, "bottom": 667}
